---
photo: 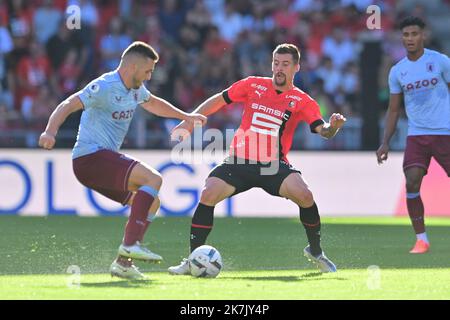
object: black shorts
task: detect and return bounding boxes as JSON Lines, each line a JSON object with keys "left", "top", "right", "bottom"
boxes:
{"left": 208, "top": 156, "right": 302, "bottom": 197}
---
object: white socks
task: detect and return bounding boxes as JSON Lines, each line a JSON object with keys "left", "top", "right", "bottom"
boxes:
{"left": 416, "top": 232, "right": 429, "bottom": 243}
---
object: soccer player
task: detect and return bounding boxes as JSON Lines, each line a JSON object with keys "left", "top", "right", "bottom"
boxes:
{"left": 38, "top": 42, "right": 207, "bottom": 279}
{"left": 169, "top": 43, "right": 346, "bottom": 274}
{"left": 376, "top": 16, "right": 450, "bottom": 254}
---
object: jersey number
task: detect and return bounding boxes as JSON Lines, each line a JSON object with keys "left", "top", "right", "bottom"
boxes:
{"left": 250, "top": 112, "right": 282, "bottom": 136}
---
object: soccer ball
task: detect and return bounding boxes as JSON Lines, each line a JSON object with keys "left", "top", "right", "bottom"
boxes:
{"left": 188, "top": 245, "right": 223, "bottom": 278}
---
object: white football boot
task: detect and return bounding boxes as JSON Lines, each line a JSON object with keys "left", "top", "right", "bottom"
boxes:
{"left": 303, "top": 245, "right": 337, "bottom": 273}
{"left": 118, "top": 241, "right": 163, "bottom": 263}
{"left": 110, "top": 260, "right": 147, "bottom": 280}
{"left": 168, "top": 258, "right": 191, "bottom": 275}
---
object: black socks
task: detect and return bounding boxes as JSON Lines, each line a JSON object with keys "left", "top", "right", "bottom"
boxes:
{"left": 190, "top": 203, "right": 215, "bottom": 252}
{"left": 299, "top": 202, "right": 322, "bottom": 256}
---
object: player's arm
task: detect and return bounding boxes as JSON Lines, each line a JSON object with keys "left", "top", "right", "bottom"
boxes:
{"left": 170, "top": 92, "right": 228, "bottom": 141}
{"left": 141, "top": 95, "right": 207, "bottom": 126}
{"left": 376, "top": 93, "right": 403, "bottom": 164}
{"left": 191, "top": 92, "right": 229, "bottom": 116}
{"left": 38, "top": 94, "right": 84, "bottom": 150}
{"left": 314, "top": 113, "right": 347, "bottom": 139}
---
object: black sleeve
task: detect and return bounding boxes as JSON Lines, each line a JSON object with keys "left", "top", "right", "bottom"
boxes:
{"left": 222, "top": 90, "right": 233, "bottom": 104}
{"left": 309, "top": 119, "right": 325, "bottom": 133}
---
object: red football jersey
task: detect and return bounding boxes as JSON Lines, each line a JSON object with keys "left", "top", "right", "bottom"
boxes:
{"left": 223, "top": 76, "right": 324, "bottom": 163}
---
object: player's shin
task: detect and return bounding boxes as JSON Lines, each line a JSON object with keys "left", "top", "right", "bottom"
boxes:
{"left": 138, "top": 198, "right": 160, "bottom": 242}
{"left": 123, "top": 186, "right": 157, "bottom": 246}
{"left": 299, "top": 202, "right": 322, "bottom": 256}
{"left": 406, "top": 192, "right": 426, "bottom": 235}
{"left": 190, "top": 203, "right": 215, "bottom": 252}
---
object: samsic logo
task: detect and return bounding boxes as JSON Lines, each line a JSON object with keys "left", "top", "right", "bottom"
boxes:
{"left": 250, "top": 103, "right": 289, "bottom": 121}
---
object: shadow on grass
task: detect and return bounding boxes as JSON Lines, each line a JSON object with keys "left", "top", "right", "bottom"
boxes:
{"left": 220, "top": 272, "right": 346, "bottom": 282}
{"left": 80, "top": 279, "right": 152, "bottom": 288}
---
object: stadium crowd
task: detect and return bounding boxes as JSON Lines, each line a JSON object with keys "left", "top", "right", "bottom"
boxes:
{"left": 0, "top": 0, "right": 448, "bottom": 148}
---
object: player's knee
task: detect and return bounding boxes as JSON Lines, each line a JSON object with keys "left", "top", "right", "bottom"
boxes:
{"left": 301, "top": 190, "right": 314, "bottom": 207}
{"left": 405, "top": 176, "right": 421, "bottom": 192}
{"left": 293, "top": 189, "right": 314, "bottom": 207}
{"left": 200, "top": 187, "right": 221, "bottom": 206}
{"left": 142, "top": 172, "right": 163, "bottom": 190}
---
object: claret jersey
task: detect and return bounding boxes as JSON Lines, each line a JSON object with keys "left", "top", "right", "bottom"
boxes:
{"left": 223, "top": 76, "right": 324, "bottom": 162}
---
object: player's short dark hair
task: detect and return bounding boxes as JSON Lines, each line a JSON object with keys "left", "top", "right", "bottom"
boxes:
{"left": 122, "top": 41, "right": 159, "bottom": 62}
{"left": 273, "top": 43, "right": 300, "bottom": 65}
{"left": 399, "top": 16, "right": 426, "bottom": 30}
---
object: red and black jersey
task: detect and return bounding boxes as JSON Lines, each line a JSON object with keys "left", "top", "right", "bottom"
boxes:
{"left": 223, "top": 76, "right": 324, "bottom": 163}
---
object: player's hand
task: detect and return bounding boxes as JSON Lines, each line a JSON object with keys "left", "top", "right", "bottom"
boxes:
{"left": 376, "top": 143, "right": 389, "bottom": 164}
{"left": 170, "top": 120, "right": 195, "bottom": 142}
{"left": 329, "top": 113, "right": 346, "bottom": 129}
{"left": 184, "top": 113, "right": 207, "bottom": 127}
{"left": 171, "top": 113, "right": 207, "bottom": 142}
{"left": 38, "top": 131, "right": 56, "bottom": 150}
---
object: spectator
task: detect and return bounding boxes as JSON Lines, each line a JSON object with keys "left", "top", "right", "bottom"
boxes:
{"left": 186, "top": 0, "right": 212, "bottom": 41}
{"left": 235, "top": 32, "right": 271, "bottom": 77}
{"left": 33, "top": 0, "right": 62, "bottom": 44}
{"left": 46, "top": 19, "right": 74, "bottom": 71}
{"left": 242, "top": 2, "right": 274, "bottom": 33}
{"left": 272, "top": 0, "right": 299, "bottom": 30}
{"left": 23, "top": 84, "right": 57, "bottom": 147}
{"left": 29, "top": 84, "right": 57, "bottom": 124}
{"left": 0, "top": 82, "right": 14, "bottom": 111}
{"left": 203, "top": 0, "right": 225, "bottom": 22}
{"left": 309, "top": 79, "right": 335, "bottom": 119}
{"left": 7, "top": 0, "right": 33, "bottom": 55}
{"left": 315, "top": 56, "right": 342, "bottom": 96}
{"left": 137, "top": 15, "right": 162, "bottom": 50}
{"left": 202, "top": 25, "right": 231, "bottom": 60}
{"left": 340, "top": 62, "right": 359, "bottom": 114}
{"left": 16, "top": 41, "right": 54, "bottom": 113}
{"left": 0, "top": 14, "right": 13, "bottom": 110}
{"left": 158, "top": 0, "right": 187, "bottom": 42}
{"left": 322, "top": 28, "right": 357, "bottom": 70}
{"left": 99, "top": 17, "right": 132, "bottom": 71}
{"left": 0, "top": 16, "right": 13, "bottom": 55}
{"left": 173, "top": 75, "right": 196, "bottom": 111}
{"left": 200, "top": 63, "right": 226, "bottom": 97}
{"left": 0, "top": 101, "right": 18, "bottom": 133}
{"left": 58, "top": 49, "right": 81, "bottom": 97}
{"left": 212, "top": 2, "right": 245, "bottom": 42}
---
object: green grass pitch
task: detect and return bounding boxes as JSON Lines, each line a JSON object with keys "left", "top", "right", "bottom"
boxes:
{"left": 1, "top": 216, "right": 450, "bottom": 299}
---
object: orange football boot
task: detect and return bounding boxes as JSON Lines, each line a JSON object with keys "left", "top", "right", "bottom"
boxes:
{"left": 409, "top": 239, "right": 430, "bottom": 254}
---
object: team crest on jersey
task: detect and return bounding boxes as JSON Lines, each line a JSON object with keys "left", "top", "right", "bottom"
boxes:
{"left": 89, "top": 83, "right": 100, "bottom": 94}
{"left": 426, "top": 62, "right": 434, "bottom": 73}
{"left": 288, "top": 101, "right": 295, "bottom": 108}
